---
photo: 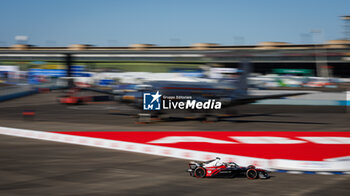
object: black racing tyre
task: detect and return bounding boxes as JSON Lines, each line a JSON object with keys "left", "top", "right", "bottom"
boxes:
{"left": 194, "top": 167, "right": 206, "bottom": 178}
{"left": 246, "top": 169, "right": 258, "bottom": 180}
{"left": 259, "top": 171, "right": 270, "bottom": 179}
{"left": 189, "top": 171, "right": 194, "bottom": 177}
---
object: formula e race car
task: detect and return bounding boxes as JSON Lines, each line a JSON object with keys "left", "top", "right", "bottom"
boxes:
{"left": 187, "top": 157, "right": 270, "bottom": 179}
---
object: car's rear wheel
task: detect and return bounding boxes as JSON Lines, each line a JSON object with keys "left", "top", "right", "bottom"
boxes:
{"left": 246, "top": 169, "right": 258, "bottom": 180}
{"left": 194, "top": 167, "right": 206, "bottom": 178}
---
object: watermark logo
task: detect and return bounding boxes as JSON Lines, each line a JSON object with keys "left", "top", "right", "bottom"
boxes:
{"left": 143, "top": 91, "right": 161, "bottom": 110}
{"left": 143, "top": 91, "right": 222, "bottom": 110}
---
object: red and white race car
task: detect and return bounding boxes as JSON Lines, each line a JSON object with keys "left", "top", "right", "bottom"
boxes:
{"left": 187, "top": 157, "right": 270, "bottom": 179}
{"left": 57, "top": 88, "right": 111, "bottom": 104}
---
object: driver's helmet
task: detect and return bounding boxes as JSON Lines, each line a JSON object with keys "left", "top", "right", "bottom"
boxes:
{"left": 215, "top": 157, "right": 224, "bottom": 166}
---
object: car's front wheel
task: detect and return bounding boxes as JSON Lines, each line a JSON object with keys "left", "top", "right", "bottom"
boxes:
{"left": 194, "top": 167, "right": 206, "bottom": 178}
{"left": 259, "top": 171, "right": 270, "bottom": 179}
{"left": 246, "top": 169, "right": 258, "bottom": 180}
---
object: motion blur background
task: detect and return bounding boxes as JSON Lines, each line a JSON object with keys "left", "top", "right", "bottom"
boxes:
{"left": 1, "top": 0, "right": 350, "bottom": 85}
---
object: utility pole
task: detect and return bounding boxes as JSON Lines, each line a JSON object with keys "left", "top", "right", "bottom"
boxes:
{"left": 65, "top": 53, "right": 72, "bottom": 77}
{"left": 65, "top": 53, "right": 74, "bottom": 88}
{"left": 311, "top": 29, "right": 329, "bottom": 77}
{"left": 341, "top": 16, "right": 350, "bottom": 40}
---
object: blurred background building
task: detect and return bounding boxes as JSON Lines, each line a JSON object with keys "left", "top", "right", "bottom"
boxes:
{"left": 1, "top": 40, "right": 350, "bottom": 77}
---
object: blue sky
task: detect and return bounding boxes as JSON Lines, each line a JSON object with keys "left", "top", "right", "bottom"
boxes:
{"left": 0, "top": 0, "right": 349, "bottom": 46}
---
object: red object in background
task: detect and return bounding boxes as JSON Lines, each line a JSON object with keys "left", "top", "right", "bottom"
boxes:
{"left": 58, "top": 88, "right": 92, "bottom": 104}
{"left": 303, "top": 81, "right": 333, "bottom": 87}
{"left": 22, "top": 111, "right": 35, "bottom": 116}
{"left": 74, "top": 82, "right": 91, "bottom": 88}
{"left": 321, "top": 65, "right": 333, "bottom": 69}
{"left": 59, "top": 96, "right": 92, "bottom": 104}
{"left": 38, "top": 88, "right": 50, "bottom": 93}
{"left": 22, "top": 110, "right": 35, "bottom": 120}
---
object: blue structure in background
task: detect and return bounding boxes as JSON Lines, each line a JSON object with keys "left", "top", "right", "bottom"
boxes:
{"left": 99, "top": 79, "right": 115, "bottom": 86}
{"left": 27, "top": 65, "right": 90, "bottom": 84}
{"left": 71, "top": 65, "right": 91, "bottom": 77}
{"left": 28, "top": 65, "right": 90, "bottom": 78}
{"left": 29, "top": 69, "right": 66, "bottom": 77}
{"left": 0, "top": 89, "right": 38, "bottom": 102}
{"left": 170, "top": 68, "right": 204, "bottom": 77}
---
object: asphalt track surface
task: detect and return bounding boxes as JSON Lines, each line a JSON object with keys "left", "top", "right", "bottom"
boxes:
{"left": 0, "top": 92, "right": 350, "bottom": 195}
{"left": 0, "top": 91, "right": 349, "bottom": 132}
